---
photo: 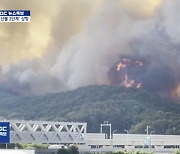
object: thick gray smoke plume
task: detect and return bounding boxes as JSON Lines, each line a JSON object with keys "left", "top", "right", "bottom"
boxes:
{"left": 0, "top": 0, "right": 180, "bottom": 100}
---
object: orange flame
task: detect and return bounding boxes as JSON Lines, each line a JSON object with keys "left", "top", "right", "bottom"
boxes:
{"left": 117, "top": 63, "right": 127, "bottom": 71}
{"left": 116, "top": 59, "right": 143, "bottom": 89}
{"left": 116, "top": 58, "right": 132, "bottom": 72}
{"left": 122, "top": 74, "right": 141, "bottom": 88}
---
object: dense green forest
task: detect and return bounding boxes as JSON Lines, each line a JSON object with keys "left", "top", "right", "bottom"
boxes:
{"left": 0, "top": 85, "right": 179, "bottom": 134}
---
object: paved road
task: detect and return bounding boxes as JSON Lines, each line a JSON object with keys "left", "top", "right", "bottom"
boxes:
{"left": 0, "top": 150, "right": 35, "bottom": 154}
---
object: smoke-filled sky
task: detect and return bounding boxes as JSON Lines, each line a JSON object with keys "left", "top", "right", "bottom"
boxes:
{"left": 0, "top": 0, "right": 180, "bottom": 100}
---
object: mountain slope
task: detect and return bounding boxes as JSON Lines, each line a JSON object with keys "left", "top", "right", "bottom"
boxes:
{"left": 0, "top": 88, "right": 18, "bottom": 98}
{"left": 0, "top": 85, "right": 179, "bottom": 134}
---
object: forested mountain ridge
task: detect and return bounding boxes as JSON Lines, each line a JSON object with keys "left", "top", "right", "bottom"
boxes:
{"left": 0, "top": 85, "right": 179, "bottom": 134}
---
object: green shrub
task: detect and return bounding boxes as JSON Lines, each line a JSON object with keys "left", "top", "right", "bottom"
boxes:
{"left": 57, "top": 145, "right": 79, "bottom": 154}
{"left": 68, "top": 145, "right": 79, "bottom": 154}
{"left": 57, "top": 148, "right": 69, "bottom": 154}
{"left": 175, "top": 150, "right": 180, "bottom": 154}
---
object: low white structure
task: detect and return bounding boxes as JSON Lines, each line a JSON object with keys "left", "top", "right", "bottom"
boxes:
{"left": 1, "top": 120, "right": 179, "bottom": 152}
{"left": 8, "top": 120, "right": 87, "bottom": 144}
{"left": 86, "top": 133, "right": 180, "bottom": 148}
{"left": 84, "top": 133, "right": 180, "bottom": 153}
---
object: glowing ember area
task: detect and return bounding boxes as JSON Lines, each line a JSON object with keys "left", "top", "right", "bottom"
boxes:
{"left": 117, "top": 58, "right": 133, "bottom": 71}
{"left": 117, "top": 63, "right": 127, "bottom": 71}
{"left": 122, "top": 74, "right": 142, "bottom": 88}
{"left": 136, "top": 83, "right": 142, "bottom": 89}
{"left": 122, "top": 58, "right": 132, "bottom": 64}
{"left": 116, "top": 58, "right": 143, "bottom": 89}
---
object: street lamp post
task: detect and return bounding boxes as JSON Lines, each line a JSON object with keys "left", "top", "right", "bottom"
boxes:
{"left": 145, "top": 126, "right": 150, "bottom": 136}
{"left": 100, "top": 121, "right": 112, "bottom": 139}
{"left": 124, "top": 130, "right": 129, "bottom": 151}
{"left": 145, "top": 126, "right": 151, "bottom": 152}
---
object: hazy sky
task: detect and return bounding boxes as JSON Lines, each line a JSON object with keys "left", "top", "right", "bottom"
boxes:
{"left": 0, "top": 0, "right": 100, "bottom": 65}
{"left": 0, "top": 0, "right": 162, "bottom": 65}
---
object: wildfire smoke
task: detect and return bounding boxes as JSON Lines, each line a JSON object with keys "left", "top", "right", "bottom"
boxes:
{"left": 0, "top": 0, "right": 180, "bottom": 102}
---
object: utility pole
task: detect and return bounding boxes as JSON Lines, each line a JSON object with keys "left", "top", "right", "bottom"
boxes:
{"left": 145, "top": 125, "right": 150, "bottom": 135}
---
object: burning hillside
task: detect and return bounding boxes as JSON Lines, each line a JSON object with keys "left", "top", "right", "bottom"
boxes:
{"left": 0, "top": 0, "right": 180, "bottom": 101}
{"left": 116, "top": 58, "right": 143, "bottom": 88}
